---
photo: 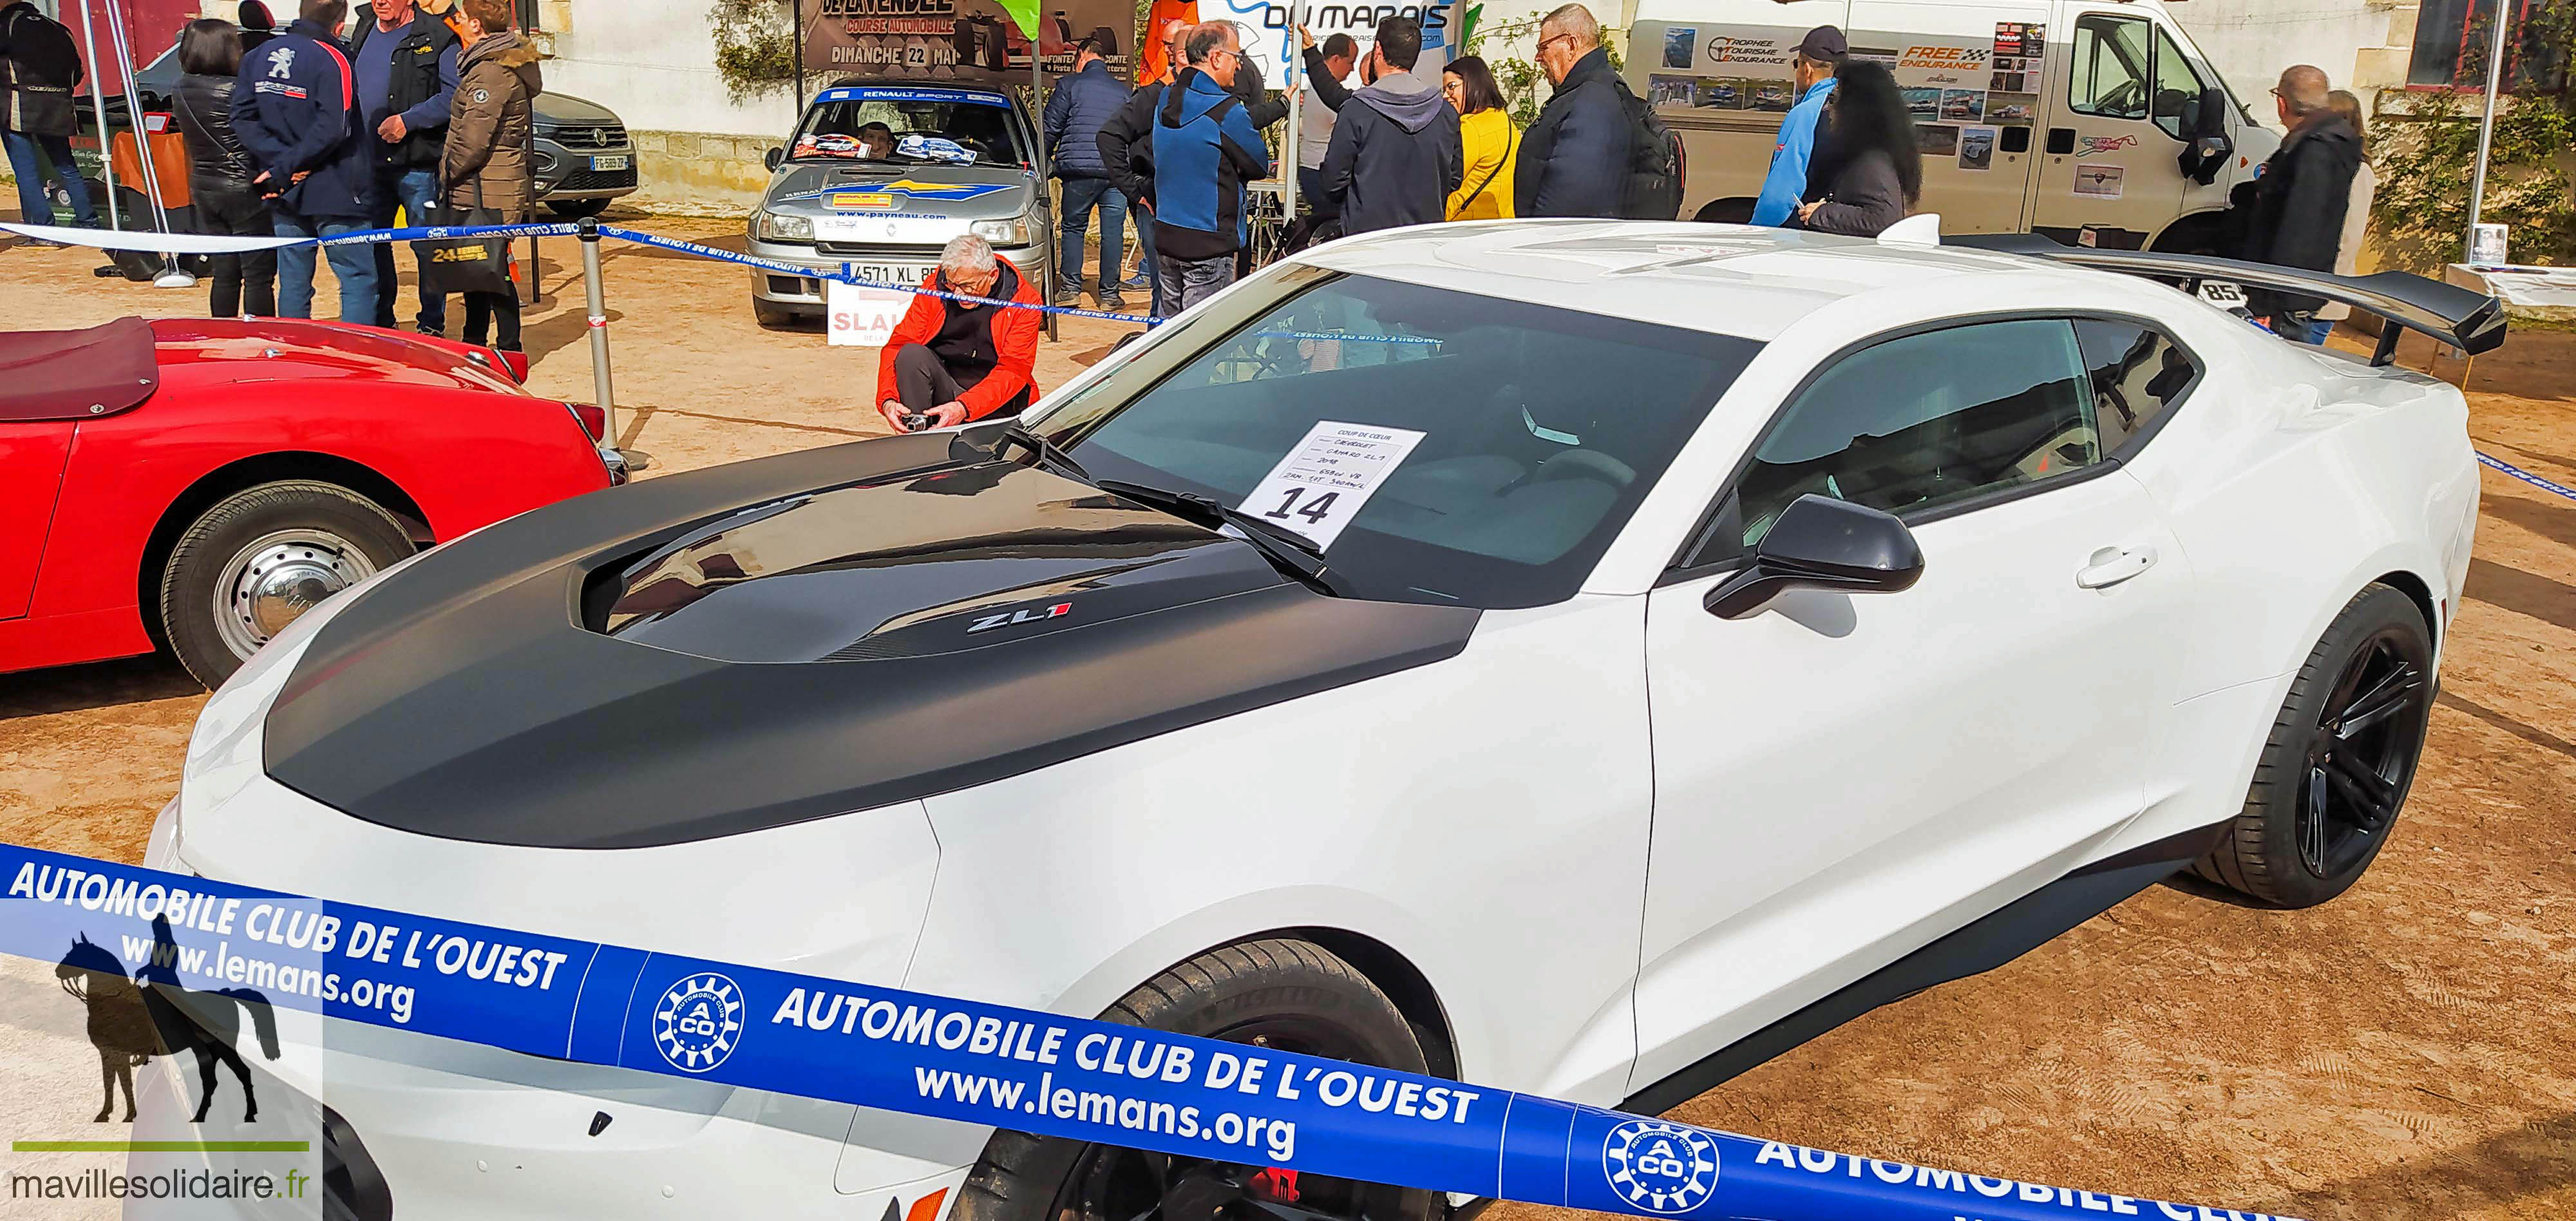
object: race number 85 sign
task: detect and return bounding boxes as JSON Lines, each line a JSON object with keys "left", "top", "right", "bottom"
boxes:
{"left": 1236, "top": 421, "right": 1427, "bottom": 548}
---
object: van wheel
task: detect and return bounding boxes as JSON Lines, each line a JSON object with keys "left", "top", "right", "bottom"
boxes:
{"left": 1694, "top": 198, "right": 1756, "bottom": 225}
{"left": 956, "top": 941, "right": 1444, "bottom": 1221}
{"left": 159, "top": 481, "right": 413, "bottom": 687}
{"left": 2190, "top": 584, "right": 2434, "bottom": 907}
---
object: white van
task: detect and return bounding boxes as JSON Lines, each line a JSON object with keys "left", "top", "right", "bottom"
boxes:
{"left": 1628, "top": 0, "right": 2278, "bottom": 252}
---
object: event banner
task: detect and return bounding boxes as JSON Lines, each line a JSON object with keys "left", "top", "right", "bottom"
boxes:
{"left": 1197, "top": 0, "right": 1461, "bottom": 90}
{"left": 802, "top": 0, "right": 1138, "bottom": 84}
{"left": 1, "top": 842, "right": 2305, "bottom": 1221}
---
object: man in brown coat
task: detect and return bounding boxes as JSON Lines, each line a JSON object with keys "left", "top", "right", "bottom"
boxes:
{"left": 439, "top": 0, "right": 536, "bottom": 347}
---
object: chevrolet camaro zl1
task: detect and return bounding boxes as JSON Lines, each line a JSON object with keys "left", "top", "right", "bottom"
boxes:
{"left": 149, "top": 221, "right": 2501, "bottom": 1220}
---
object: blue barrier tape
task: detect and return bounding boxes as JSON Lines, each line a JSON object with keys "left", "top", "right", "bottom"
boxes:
{"left": 0, "top": 842, "right": 2307, "bottom": 1221}
{"left": 2478, "top": 451, "right": 2576, "bottom": 502}
{"left": 314, "top": 221, "right": 583, "bottom": 246}
{"left": 595, "top": 224, "right": 1160, "bottom": 326}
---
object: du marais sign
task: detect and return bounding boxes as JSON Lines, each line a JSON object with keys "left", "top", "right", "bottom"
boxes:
{"left": 3, "top": 842, "right": 2304, "bottom": 1221}
{"left": 802, "top": 0, "right": 1139, "bottom": 83}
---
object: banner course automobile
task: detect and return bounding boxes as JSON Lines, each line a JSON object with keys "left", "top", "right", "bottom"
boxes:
{"left": 153, "top": 221, "right": 2498, "bottom": 1220}
{"left": 0, "top": 316, "right": 620, "bottom": 687}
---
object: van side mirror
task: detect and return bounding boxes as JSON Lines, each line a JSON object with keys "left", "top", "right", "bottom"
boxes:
{"left": 764, "top": 146, "right": 785, "bottom": 172}
{"left": 1705, "top": 495, "right": 1924, "bottom": 620}
{"left": 2193, "top": 86, "right": 2230, "bottom": 138}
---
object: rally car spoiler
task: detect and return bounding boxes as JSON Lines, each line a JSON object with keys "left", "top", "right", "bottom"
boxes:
{"left": 1950, "top": 234, "right": 2508, "bottom": 367}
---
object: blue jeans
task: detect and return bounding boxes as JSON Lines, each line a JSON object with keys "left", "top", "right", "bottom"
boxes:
{"left": 4, "top": 131, "right": 97, "bottom": 227}
{"left": 372, "top": 166, "right": 447, "bottom": 332}
{"left": 273, "top": 208, "right": 380, "bottom": 323}
{"left": 1057, "top": 176, "right": 1127, "bottom": 298}
{"left": 1133, "top": 205, "right": 1162, "bottom": 307}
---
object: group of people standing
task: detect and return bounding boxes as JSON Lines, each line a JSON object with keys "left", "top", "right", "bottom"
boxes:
{"left": 1743, "top": 24, "right": 1922, "bottom": 238}
{"left": 177, "top": 0, "right": 536, "bottom": 346}
{"left": 0, "top": 0, "right": 535, "bottom": 345}
{"left": 1043, "top": 3, "right": 1679, "bottom": 317}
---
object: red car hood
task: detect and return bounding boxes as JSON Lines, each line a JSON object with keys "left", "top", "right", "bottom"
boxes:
{"left": 147, "top": 318, "right": 529, "bottom": 397}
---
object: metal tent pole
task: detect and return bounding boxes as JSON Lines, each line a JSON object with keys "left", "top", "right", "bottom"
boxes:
{"left": 99, "top": 0, "right": 192, "bottom": 285}
{"left": 2464, "top": 0, "right": 2512, "bottom": 261}
{"left": 70, "top": 0, "right": 125, "bottom": 233}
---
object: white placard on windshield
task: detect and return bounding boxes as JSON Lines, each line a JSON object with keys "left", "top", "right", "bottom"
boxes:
{"left": 1237, "top": 421, "right": 1426, "bottom": 549}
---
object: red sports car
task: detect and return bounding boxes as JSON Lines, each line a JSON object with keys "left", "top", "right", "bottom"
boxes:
{"left": 0, "top": 316, "right": 621, "bottom": 686}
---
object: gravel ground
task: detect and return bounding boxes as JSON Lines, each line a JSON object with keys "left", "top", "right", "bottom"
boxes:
{"left": 2, "top": 216, "right": 2572, "bottom": 1220}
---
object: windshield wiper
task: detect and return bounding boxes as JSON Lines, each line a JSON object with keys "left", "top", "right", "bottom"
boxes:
{"left": 994, "top": 422, "right": 1090, "bottom": 481}
{"left": 1092, "top": 478, "right": 1347, "bottom": 598}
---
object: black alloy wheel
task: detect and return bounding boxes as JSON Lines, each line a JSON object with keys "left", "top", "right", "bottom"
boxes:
{"left": 958, "top": 941, "right": 1442, "bottom": 1221}
{"left": 2192, "top": 583, "right": 2436, "bottom": 908}
{"left": 1047, "top": 1013, "right": 1412, "bottom": 1221}
{"left": 2294, "top": 629, "right": 2427, "bottom": 880}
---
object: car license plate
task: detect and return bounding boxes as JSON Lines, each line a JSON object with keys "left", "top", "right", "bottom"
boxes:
{"left": 841, "top": 263, "right": 925, "bottom": 290}
{"left": 592, "top": 155, "right": 630, "bottom": 171}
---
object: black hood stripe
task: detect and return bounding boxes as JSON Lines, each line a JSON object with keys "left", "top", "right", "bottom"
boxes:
{"left": 265, "top": 436, "right": 1478, "bottom": 849}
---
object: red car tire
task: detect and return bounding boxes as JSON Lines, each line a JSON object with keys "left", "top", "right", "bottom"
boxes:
{"left": 159, "top": 480, "right": 416, "bottom": 687}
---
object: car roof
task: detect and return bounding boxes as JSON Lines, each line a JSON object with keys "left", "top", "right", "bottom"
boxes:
{"left": 1290, "top": 221, "right": 2067, "bottom": 342}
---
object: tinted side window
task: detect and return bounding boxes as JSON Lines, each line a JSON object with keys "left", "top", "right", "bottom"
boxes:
{"left": 1724, "top": 319, "right": 2096, "bottom": 553}
{"left": 2075, "top": 319, "right": 2198, "bottom": 455}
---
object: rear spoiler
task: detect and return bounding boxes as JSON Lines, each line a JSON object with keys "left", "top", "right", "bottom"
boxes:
{"left": 1947, "top": 234, "right": 2508, "bottom": 367}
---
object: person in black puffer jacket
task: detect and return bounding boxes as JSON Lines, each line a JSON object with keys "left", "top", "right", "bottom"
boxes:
{"left": 1, "top": 0, "right": 99, "bottom": 231}
{"left": 1513, "top": 5, "right": 1629, "bottom": 219}
{"left": 1041, "top": 33, "right": 1131, "bottom": 307}
{"left": 2235, "top": 64, "right": 2360, "bottom": 334}
{"left": 174, "top": 19, "right": 277, "bottom": 317}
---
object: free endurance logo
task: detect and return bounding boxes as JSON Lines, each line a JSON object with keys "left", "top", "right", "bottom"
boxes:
{"left": 1602, "top": 1119, "right": 1720, "bottom": 1214}
{"left": 652, "top": 973, "right": 745, "bottom": 1073}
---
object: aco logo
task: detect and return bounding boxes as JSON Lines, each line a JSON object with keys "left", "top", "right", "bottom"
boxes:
{"left": 654, "top": 972, "right": 745, "bottom": 1073}
{"left": 1602, "top": 1119, "right": 1721, "bottom": 1214}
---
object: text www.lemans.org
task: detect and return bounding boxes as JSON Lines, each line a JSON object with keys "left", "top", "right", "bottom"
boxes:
{"left": 914, "top": 1066, "right": 1305, "bottom": 1161}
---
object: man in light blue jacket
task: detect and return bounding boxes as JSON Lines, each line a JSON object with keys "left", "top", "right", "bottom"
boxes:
{"left": 1750, "top": 25, "right": 1844, "bottom": 227}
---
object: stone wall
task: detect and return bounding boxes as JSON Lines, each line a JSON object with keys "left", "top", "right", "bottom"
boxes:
{"left": 623, "top": 131, "right": 776, "bottom": 217}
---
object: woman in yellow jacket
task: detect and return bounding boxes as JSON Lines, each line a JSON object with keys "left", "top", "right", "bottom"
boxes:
{"left": 1441, "top": 57, "right": 1517, "bottom": 220}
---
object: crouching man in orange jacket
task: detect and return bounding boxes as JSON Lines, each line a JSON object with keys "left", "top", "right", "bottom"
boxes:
{"left": 876, "top": 234, "right": 1044, "bottom": 432}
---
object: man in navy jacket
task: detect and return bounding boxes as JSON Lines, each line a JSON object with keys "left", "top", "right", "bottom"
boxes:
{"left": 231, "top": 0, "right": 379, "bottom": 321}
{"left": 1042, "top": 33, "right": 1132, "bottom": 308}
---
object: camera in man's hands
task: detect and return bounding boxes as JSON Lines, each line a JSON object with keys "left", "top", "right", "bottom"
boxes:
{"left": 901, "top": 413, "right": 933, "bottom": 432}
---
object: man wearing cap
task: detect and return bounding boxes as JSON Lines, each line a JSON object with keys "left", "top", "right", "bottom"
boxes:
{"left": 1750, "top": 25, "right": 1842, "bottom": 227}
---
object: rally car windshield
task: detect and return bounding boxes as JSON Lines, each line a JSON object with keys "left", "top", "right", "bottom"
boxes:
{"left": 1037, "top": 270, "right": 1764, "bottom": 609}
{"left": 790, "top": 94, "right": 1028, "bottom": 167}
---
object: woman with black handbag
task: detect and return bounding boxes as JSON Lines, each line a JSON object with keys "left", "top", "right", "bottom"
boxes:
{"left": 438, "top": 0, "right": 538, "bottom": 351}
{"left": 172, "top": 19, "right": 276, "bottom": 317}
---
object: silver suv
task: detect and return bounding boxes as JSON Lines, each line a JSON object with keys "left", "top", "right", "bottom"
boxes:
{"left": 748, "top": 80, "right": 1053, "bottom": 327}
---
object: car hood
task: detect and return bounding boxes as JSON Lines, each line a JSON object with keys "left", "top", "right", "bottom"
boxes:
{"left": 261, "top": 431, "right": 1477, "bottom": 849}
{"left": 147, "top": 317, "right": 527, "bottom": 397}
{"left": 533, "top": 91, "right": 620, "bottom": 126}
{"left": 764, "top": 162, "right": 1034, "bottom": 222}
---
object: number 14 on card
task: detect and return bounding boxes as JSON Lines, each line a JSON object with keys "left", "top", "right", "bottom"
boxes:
{"left": 1235, "top": 422, "right": 1429, "bottom": 549}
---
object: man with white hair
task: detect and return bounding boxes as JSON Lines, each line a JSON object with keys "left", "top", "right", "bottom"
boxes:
{"left": 875, "top": 234, "right": 1043, "bottom": 433}
{"left": 2237, "top": 63, "right": 2360, "bottom": 338}
{"left": 1513, "top": 3, "right": 1631, "bottom": 218}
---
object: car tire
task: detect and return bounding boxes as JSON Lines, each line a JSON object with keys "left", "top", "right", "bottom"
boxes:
{"left": 956, "top": 940, "right": 1444, "bottom": 1221}
{"left": 2190, "top": 583, "right": 2435, "bottom": 908}
{"left": 160, "top": 481, "right": 414, "bottom": 688}
{"left": 753, "top": 299, "right": 800, "bottom": 329}
{"left": 546, "top": 198, "right": 611, "bottom": 220}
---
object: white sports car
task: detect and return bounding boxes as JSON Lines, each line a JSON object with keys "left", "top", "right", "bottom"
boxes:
{"left": 151, "top": 221, "right": 2501, "bottom": 1220}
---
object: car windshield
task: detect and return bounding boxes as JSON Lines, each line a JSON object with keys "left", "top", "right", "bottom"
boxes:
{"left": 790, "top": 91, "right": 1027, "bottom": 167}
{"left": 1034, "top": 269, "right": 1763, "bottom": 609}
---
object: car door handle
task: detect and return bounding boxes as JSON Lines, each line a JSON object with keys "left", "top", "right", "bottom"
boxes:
{"left": 2076, "top": 546, "right": 2157, "bottom": 589}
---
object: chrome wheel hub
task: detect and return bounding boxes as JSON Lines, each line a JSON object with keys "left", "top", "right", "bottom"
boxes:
{"left": 212, "top": 530, "right": 379, "bottom": 661}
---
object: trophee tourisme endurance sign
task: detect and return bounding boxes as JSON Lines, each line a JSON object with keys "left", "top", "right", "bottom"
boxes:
{"left": 1, "top": 842, "right": 2307, "bottom": 1221}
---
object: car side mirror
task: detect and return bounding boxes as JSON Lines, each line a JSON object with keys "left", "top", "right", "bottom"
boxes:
{"left": 764, "top": 146, "right": 784, "bottom": 172}
{"left": 2193, "top": 86, "right": 2229, "bottom": 138}
{"left": 1703, "top": 495, "right": 1924, "bottom": 620}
